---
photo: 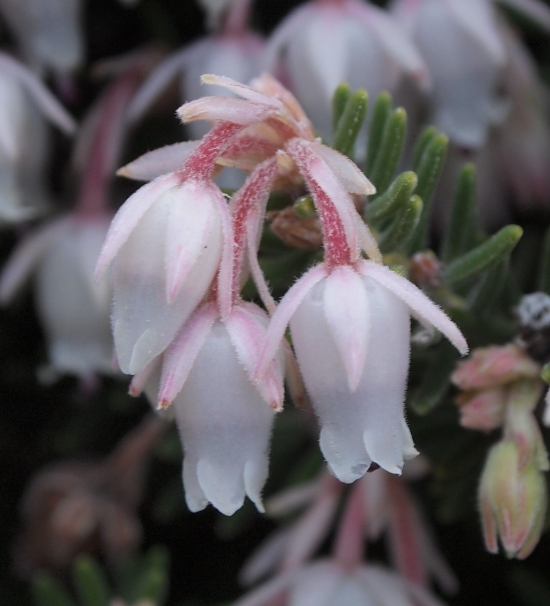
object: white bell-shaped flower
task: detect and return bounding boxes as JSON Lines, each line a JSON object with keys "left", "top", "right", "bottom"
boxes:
{"left": 171, "top": 318, "right": 277, "bottom": 516}
{"left": 392, "top": 0, "right": 506, "bottom": 148}
{"left": 0, "top": 216, "right": 114, "bottom": 380}
{"left": 0, "top": 0, "right": 84, "bottom": 73}
{"left": 263, "top": 0, "right": 428, "bottom": 142}
{"left": 97, "top": 174, "right": 226, "bottom": 375}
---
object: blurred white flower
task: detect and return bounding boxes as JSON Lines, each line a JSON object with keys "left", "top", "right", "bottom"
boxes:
{"left": 0, "top": 0, "right": 84, "bottom": 74}
{"left": 263, "top": 0, "right": 429, "bottom": 142}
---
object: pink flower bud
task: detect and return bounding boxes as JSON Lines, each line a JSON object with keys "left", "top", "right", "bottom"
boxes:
{"left": 479, "top": 440, "right": 547, "bottom": 559}
{"left": 455, "top": 387, "right": 507, "bottom": 432}
{"left": 451, "top": 344, "right": 540, "bottom": 391}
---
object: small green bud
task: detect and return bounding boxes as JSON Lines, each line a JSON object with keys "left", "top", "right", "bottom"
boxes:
{"left": 479, "top": 440, "right": 547, "bottom": 559}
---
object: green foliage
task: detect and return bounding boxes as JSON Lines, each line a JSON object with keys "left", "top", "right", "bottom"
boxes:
{"left": 332, "top": 87, "right": 368, "bottom": 158}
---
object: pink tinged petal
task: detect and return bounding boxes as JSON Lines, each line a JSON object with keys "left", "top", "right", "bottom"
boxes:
{"left": 174, "top": 321, "right": 275, "bottom": 515}
{"left": 311, "top": 143, "right": 376, "bottom": 196}
{"left": 499, "top": 0, "right": 550, "bottom": 32}
{"left": 0, "top": 217, "right": 70, "bottom": 303}
{"left": 254, "top": 264, "right": 329, "bottom": 382}
{"left": 289, "top": 562, "right": 345, "bottom": 606}
{"left": 281, "top": 491, "right": 340, "bottom": 572}
{"left": 201, "top": 74, "right": 284, "bottom": 110}
{"left": 352, "top": 4, "right": 431, "bottom": 88}
{"left": 177, "top": 97, "right": 276, "bottom": 126}
{"left": 291, "top": 274, "right": 412, "bottom": 479}
{"left": 111, "top": 188, "right": 221, "bottom": 374}
{"left": 0, "top": 52, "right": 76, "bottom": 134}
{"left": 94, "top": 173, "right": 180, "bottom": 279}
{"left": 225, "top": 304, "right": 284, "bottom": 409}
{"left": 247, "top": 208, "right": 277, "bottom": 315}
{"left": 240, "top": 528, "right": 291, "bottom": 585}
{"left": 164, "top": 181, "right": 219, "bottom": 303}
{"left": 442, "top": 0, "right": 506, "bottom": 63}
{"left": 358, "top": 261, "right": 468, "bottom": 355}
{"left": 158, "top": 303, "right": 218, "bottom": 405}
{"left": 214, "top": 184, "right": 235, "bottom": 319}
{"left": 126, "top": 47, "right": 189, "bottom": 123}
{"left": 323, "top": 266, "right": 369, "bottom": 391}
{"left": 129, "top": 356, "right": 161, "bottom": 397}
{"left": 117, "top": 142, "right": 201, "bottom": 182}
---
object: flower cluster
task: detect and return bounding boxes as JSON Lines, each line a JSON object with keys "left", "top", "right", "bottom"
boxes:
{"left": 96, "top": 72, "right": 467, "bottom": 515}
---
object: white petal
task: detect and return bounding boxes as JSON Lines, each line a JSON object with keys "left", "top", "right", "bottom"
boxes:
{"left": 174, "top": 321, "right": 275, "bottom": 515}
{"left": 94, "top": 173, "right": 180, "bottom": 279}
{"left": 182, "top": 457, "right": 208, "bottom": 512}
{"left": 357, "top": 566, "right": 414, "bottom": 606}
{"left": 358, "top": 261, "right": 468, "bottom": 355}
{"left": 254, "top": 264, "right": 329, "bottom": 382}
{"left": 289, "top": 562, "right": 344, "bottom": 606}
{"left": 201, "top": 74, "right": 283, "bottom": 110}
{"left": 117, "top": 142, "right": 201, "bottom": 182}
{"left": 165, "top": 181, "right": 217, "bottom": 302}
{"left": 0, "top": 217, "right": 69, "bottom": 303}
{"left": 311, "top": 143, "right": 376, "bottom": 195}
{"left": 323, "top": 266, "right": 370, "bottom": 391}
{"left": 112, "top": 187, "right": 222, "bottom": 374}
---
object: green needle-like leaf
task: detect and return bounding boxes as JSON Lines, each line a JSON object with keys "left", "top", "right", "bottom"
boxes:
{"left": 137, "top": 547, "right": 170, "bottom": 605}
{"left": 32, "top": 572, "right": 75, "bottom": 606}
{"left": 444, "top": 225, "right": 523, "bottom": 286}
{"left": 293, "top": 195, "right": 316, "bottom": 218}
{"left": 369, "top": 107, "right": 407, "bottom": 195}
{"left": 541, "top": 362, "right": 550, "bottom": 385}
{"left": 364, "top": 170, "right": 417, "bottom": 223}
{"left": 332, "top": 89, "right": 368, "bottom": 158}
{"left": 468, "top": 259, "right": 509, "bottom": 314}
{"left": 379, "top": 194, "right": 422, "bottom": 253}
{"left": 538, "top": 226, "right": 550, "bottom": 294}
{"left": 412, "top": 125, "right": 438, "bottom": 171}
{"left": 366, "top": 91, "right": 392, "bottom": 175}
{"left": 442, "top": 163, "right": 480, "bottom": 263}
{"left": 73, "top": 555, "right": 110, "bottom": 606}
{"left": 407, "top": 132, "right": 449, "bottom": 253}
{"left": 332, "top": 83, "right": 352, "bottom": 133}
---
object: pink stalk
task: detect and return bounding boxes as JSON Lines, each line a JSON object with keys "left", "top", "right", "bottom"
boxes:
{"left": 76, "top": 65, "right": 147, "bottom": 219}
{"left": 223, "top": 0, "right": 254, "bottom": 36}
{"left": 386, "top": 476, "right": 427, "bottom": 587}
{"left": 333, "top": 483, "right": 366, "bottom": 570}
{"left": 287, "top": 141, "right": 352, "bottom": 268}
{"left": 178, "top": 121, "right": 243, "bottom": 181}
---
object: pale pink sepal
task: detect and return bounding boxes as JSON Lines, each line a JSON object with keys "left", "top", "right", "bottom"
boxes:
{"left": 0, "top": 217, "right": 70, "bottom": 304}
{"left": 164, "top": 181, "right": 217, "bottom": 303}
{"left": 352, "top": 3, "right": 431, "bottom": 89}
{"left": 0, "top": 52, "right": 76, "bottom": 135}
{"left": 254, "top": 264, "right": 329, "bottom": 381}
{"left": 214, "top": 186, "right": 235, "bottom": 319}
{"left": 128, "top": 356, "right": 161, "bottom": 397}
{"left": 357, "top": 261, "right": 468, "bottom": 355}
{"left": 201, "top": 74, "right": 284, "bottom": 111}
{"left": 225, "top": 304, "right": 284, "bottom": 409}
{"left": 94, "top": 173, "right": 180, "bottom": 279}
{"left": 158, "top": 303, "right": 218, "bottom": 405}
{"left": 177, "top": 96, "right": 275, "bottom": 126}
{"left": 442, "top": 0, "right": 506, "bottom": 64}
{"left": 246, "top": 206, "right": 277, "bottom": 315}
{"left": 117, "top": 142, "right": 200, "bottom": 181}
{"left": 499, "top": 0, "right": 550, "bottom": 32}
{"left": 311, "top": 142, "right": 376, "bottom": 196}
{"left": 281, "top": 491, "right": 340, "bottom": 572}
{"left": 324, "top": 266, "right": 369, "bottom": 391}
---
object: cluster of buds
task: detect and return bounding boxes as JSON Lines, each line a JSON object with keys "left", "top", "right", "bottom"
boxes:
{"left": 452, "top": 342, "right": 549, "bottom": 558}
{"left": 96, "top": 72, "right": 467, "bottom": 516}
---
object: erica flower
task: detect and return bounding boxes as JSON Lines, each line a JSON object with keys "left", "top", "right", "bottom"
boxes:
{"left": 256, "top": 137, "right": 467, "bottom": 482}
{"left": 263, "top": 0, "right": 429, "bottom": 142}
{"left": 0, "top": 52, "right": 76, "bottom": 222}
{"left": 0, "top": 0, "right": 84, "bottom": 74}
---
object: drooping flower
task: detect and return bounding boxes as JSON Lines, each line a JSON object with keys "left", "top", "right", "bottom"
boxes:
{"left": 0, "top": 55, "right": 151, "bottom": 381}
{"left": 253, "top": 136, "right": 466, "bottom": 482}
{"left": 0, "top": 0, "right": 84, "bottom": 75}
{"left": 263, "top": 0, "right": 429, "bottom": 142}
{"left": 0, "top": 52, "right": 76, "bottom": 223}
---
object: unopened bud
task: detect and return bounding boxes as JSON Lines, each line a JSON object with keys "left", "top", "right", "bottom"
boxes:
{"left": 479, "top": 440, "right": 547, "bottom": 559}
{"left": 455, "top": 387, "right": 506, "bottom": 432}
